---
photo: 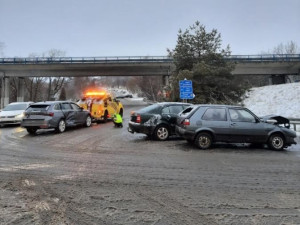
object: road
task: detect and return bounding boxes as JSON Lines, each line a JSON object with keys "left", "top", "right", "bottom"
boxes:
{"left": 0, "top": 106, "right": 300, "bottom": 225}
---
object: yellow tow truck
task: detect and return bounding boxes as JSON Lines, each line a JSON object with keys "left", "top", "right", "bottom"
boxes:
{"left": 77, "top": 90, "right": 123, "bottom": 122}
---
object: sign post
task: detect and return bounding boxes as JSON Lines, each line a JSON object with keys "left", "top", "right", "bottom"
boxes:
{"left": 179, "top": 79, "right": 194, "bottom": 102}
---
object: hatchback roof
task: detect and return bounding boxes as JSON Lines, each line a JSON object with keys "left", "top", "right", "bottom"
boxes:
{"left": 155, "top": 102, "right": 191, "bottom": 106}
{"left": 192, "top": 104, "right": 243, "bottom": 108}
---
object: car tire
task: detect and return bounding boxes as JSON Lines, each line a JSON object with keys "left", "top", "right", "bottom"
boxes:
{"left": 195, "top": 132, "right": 212, "bottom": 149}
{"left": 56, "top": 119, "right": 66, "bottom": 133}
{"left": 26, "top": 128, "right": 37, "bottom": 135}
{"left": 268, "top": 133, "right": 285, "bottom": 150}
{"left": 85, "top": 115, "right": 92, "bottom": 127}
{"left": 154, "top": 125, "right": 169, "bottom": 141}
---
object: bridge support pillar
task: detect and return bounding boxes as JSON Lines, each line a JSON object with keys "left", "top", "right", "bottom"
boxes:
{"left": 17, "top": 77, "right": 25, "bottom": 102}
{"left": 162, "top": 75, "right": 169, "bottom": 86}
{"left": 1, "top": 76, "right": 10, "bottom": 108}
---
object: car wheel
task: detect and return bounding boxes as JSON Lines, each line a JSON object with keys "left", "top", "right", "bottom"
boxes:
{"left": 56, "top": 119, "right": 66, "bottom": 133}
{"left": 195, "top": 132, "right": 212, "bottom": 149}
{"left": 85, "top": 115, "right": 92, "bottom": 127}
{"left": 154, "top": 125, "right": 169, "bottom": 141}
{"left": 268, "top": 133, "right": 285, "bottom": 150}
{"left": 26, "top": 128, "right": 37, "bottom": 135}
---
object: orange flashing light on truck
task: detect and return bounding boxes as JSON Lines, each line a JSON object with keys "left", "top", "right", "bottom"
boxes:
{"left": 77, "top": 90, "right": 123, "bottom": 122}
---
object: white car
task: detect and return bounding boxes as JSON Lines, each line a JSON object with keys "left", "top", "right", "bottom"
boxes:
{"left": 0, "top": 102, "right": 33, "bottom": 126}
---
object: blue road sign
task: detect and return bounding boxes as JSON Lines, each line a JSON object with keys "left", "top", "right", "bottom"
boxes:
{"left": 179, "top": 80, "right": 194, "bottom": 99}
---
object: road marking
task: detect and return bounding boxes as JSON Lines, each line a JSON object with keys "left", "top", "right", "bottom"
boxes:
{"left": 0, "top": 163, "right": 53, "bottom": 172}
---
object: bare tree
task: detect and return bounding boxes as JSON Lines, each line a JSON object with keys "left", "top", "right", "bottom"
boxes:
{"left": 24, "top": 77, "right": 46, "bottom": 102}
{"left": 45, "top": 49, "right": 67, "bottom": 100}
{"left": 128, "top": 76, "right": 163, "bottom": 101}
{"left": 273, "top": 41, "right": 299, "bottom": 54}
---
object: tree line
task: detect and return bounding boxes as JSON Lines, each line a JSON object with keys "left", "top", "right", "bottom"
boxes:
{"left": 0, "top": 22, "right": 299, "bottom": 104}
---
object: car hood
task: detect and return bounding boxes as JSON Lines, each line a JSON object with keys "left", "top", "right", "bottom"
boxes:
{"left": 0, "top": 110, "right": 24, "bottom": 117}
{"left": 260, "top": 115, "right": 290, "bottom": 128}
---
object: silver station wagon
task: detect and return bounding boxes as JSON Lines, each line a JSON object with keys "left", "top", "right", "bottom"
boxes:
{"left": 21, "top": 101, "right": 92, "bottom": 134}
{"left": 176, "top": 105, "right": 297, "bottom": 150}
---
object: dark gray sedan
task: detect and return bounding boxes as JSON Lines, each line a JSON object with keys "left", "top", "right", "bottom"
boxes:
{"left": 176, "top": 105, "right": 297, "bottom": 150}
{"left": 128, "top": 102, "right": 191, "bottom": 140}
{"left": 21, "top": 101, "right": 92, "bottom": 134}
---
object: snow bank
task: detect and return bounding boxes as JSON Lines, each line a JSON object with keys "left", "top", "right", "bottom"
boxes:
{"left": 243, "top": 83, "right": 300, "bottom": 118}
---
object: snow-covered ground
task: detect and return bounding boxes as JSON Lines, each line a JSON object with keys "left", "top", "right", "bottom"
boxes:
{"left": 242, "top": 83, "right": 300, "bottom": 150}
{"left": 243, "top": 82, "right": 300, "bottom": 118}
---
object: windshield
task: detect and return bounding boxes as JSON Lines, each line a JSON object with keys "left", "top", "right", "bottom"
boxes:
{"left": 3, "top": 103, "right": 28, "bottom": 111}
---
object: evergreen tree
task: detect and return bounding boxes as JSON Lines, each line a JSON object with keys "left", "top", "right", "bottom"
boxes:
{"left": 168, "top": 21, "right": 247, "bottom": 104}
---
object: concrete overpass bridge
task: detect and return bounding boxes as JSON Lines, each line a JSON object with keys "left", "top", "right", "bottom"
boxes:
{"left": 1, "top": 54, "right": 300, "bottom": 107}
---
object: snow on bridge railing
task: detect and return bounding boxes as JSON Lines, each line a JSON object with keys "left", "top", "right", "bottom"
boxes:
{"left": 0, "top": 54, "right": 300, "bottom": 64}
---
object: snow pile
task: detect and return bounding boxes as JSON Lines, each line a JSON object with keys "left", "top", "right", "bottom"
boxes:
{"left": 109, "top": 88, "right": 147, "bottom": 106}
{"left": 243, "top": 83, "right": 300, "bottom": 118}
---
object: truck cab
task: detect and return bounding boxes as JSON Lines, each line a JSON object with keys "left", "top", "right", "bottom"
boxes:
{"left": 77, "top": 90, "right": 123, "bottom": 122}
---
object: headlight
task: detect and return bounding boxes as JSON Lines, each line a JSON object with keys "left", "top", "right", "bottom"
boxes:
{"left": 15, "top": 113, "right": 25, "bottom": 119}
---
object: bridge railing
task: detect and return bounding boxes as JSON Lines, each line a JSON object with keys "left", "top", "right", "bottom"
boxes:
{"left": 0, "top": 54, "right": 300, "bottom": 64}
{"left": 226, "top": 54, "right": 300, "bottom": 62}
{"left": 0, "top": 56, "right": 173, "bottom": 64}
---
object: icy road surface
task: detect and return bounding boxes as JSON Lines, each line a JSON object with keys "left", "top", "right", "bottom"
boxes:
{"left": 0, "top": 106, "right": 299, "bottom": 225}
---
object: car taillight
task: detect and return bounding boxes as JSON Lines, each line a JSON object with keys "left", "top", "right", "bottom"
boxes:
{"left": 48, "top": 112, "right": 54, "bottom": 117}
{"left": 136, "top": 114, "right": 141, "bottom": 123}
{"left": 182, "top": 119, "right": 190, "bottom": 126}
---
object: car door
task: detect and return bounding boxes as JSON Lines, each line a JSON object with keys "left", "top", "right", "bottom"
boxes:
{"left": 161, "top": 105, "right": 185, "bottom": 133}
{"left": 228, "top": 108, "right": 267, "bottom": 143}
{"left": 70, "top": 103, "right": 85, "bottom": 124}
{"left": 61, "top": 102, "right": 77, "bottom": 126}
{"left": 200, "top": 107, "right": 230, "bottom": 142}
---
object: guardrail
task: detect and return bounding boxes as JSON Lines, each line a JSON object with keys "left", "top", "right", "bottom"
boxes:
{"left": 289, "top": 118, "right": 300, "bottom": 132}
{"left": 227, "top": 54, "right": 300, "bottom": 62}
{"left": 0, "top": 56, "right": 173, "bottom": 65}
{"left": 0, "top": 54, "right": 300, "bottom": 65}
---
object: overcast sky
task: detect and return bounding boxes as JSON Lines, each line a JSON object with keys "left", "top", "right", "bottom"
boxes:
{"left": 0, "top": 0, "right": 299, "bottom": 57}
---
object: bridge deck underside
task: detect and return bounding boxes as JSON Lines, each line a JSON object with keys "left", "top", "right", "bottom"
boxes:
{"left": 0, "top": 61, "right": 299, "bottom": 77}
{"left": 0, "top": 63, "right": 172, "bottom": 77}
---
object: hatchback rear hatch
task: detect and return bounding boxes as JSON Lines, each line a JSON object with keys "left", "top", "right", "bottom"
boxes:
{"left": 24, "top": 104, "right": 53, "bottom": 119}
{"left": 176, "top": 105, "right": 198, "bottom": 127}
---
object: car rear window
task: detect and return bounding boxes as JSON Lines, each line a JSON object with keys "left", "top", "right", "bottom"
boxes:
{"left": 179, "top": 106, "right": 196, "bottom": 116}
{"left": 162, "top": 105, "right": 185, "bottom": 114}
{"left": 138, "top": 104, "right": 161, "bottom": 114}
{"left": 26, "top": 105, "right": 50, "bottom": 112}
